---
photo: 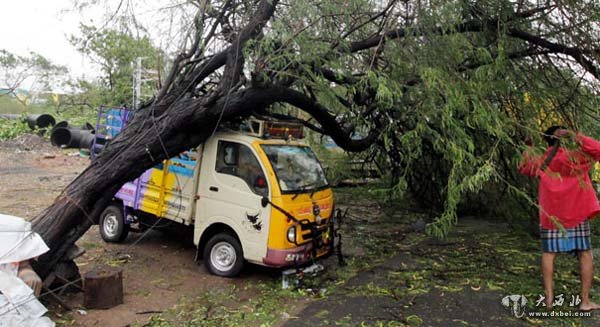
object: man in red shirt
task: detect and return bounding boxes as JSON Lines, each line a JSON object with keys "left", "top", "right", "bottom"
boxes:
{"left": 519, "top": 126, "right": 600, "bottom": 310}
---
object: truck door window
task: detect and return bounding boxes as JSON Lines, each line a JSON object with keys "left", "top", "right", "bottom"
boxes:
{"left": 223, "top": 145, "right": 237, "bottom": 165}
{"left": 216, "top": 141, "right": 268, "bottom": 197}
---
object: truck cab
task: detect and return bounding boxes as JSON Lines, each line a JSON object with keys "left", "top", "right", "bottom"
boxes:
{"left": 95, "top": 108, "right": 335, "bottom": 277}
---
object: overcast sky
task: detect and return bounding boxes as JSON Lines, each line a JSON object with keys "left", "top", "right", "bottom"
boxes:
{"left": 0, "top": 0, "right": 186, "bottom": 80}
{"left": 0, "top": 0, "right": 102, "bottom": 79}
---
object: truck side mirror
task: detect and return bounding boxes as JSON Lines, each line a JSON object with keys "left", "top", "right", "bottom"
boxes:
{"left": 261, "top": 197, "right": 269, "bottom": 208}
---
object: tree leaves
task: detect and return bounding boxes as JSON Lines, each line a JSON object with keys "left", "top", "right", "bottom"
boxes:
{"left": 69, "top": 25, "right": 164, "bottom": 106}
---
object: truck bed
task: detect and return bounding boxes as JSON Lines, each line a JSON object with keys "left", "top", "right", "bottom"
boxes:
{"left": 115, "top": 149, "right": 200, "bottom": 225}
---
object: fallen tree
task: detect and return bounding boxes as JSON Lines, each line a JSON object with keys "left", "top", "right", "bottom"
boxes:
{"left": 32, "top": 0, "right": 600, "bottom": 278}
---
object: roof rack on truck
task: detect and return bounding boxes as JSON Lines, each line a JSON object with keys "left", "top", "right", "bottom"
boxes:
{"left": 232, "top": 118, "right": 305, "bottom": 139}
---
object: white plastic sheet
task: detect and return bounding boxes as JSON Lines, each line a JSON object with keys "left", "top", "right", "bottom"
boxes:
{"left": 0, "top": 214, "right": 49, "bottom": 265}
{"left": 0, "top": 274, "right": 54, "bottom": 327}
{"left": 0, "top": 214, "right": 54, "bottom": 327}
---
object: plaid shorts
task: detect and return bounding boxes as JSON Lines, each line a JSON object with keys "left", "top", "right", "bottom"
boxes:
{"left": 541, "top": 220, "right": 592, "bottom": 254}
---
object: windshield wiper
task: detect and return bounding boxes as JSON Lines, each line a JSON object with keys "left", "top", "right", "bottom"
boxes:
{"left": 292, "top": 186, "right": 307, "bottom": 200}
{"left": 291, "top": 182, "right": 316, "bottom": 200}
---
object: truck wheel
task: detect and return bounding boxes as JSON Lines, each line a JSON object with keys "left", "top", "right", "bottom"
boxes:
{"left": 99, "top": 205, "right": 129, "bottom": 243}
{"left": 203, "top": 233, "right": 244, "bottom": 277}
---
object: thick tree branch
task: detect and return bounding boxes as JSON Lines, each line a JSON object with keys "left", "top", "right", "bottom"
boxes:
{"left": 263, "top": 85, "right": 379, "bottom": 152}
{"left": 507, "top": 28, "right": 600, "bottom": 80}
{"left": 459, "top": 47, "right": 556, "bottom": 71}
{"left": 348, "top": 6, "right": 551, "bottom": 53}
{"left": 155, "top": 52, "right": 228, "bottom": 107}
{"left": 220, "top": 0, "right": 279, "bottom": 90}
{"left": 157, "top": 0, "right": 279, "bottom": 111}
{"left": 193, "top": 0, "right": 234, "bottom": 58}
{"left": 310, "top": 6, "right": 556, "bottom": 102}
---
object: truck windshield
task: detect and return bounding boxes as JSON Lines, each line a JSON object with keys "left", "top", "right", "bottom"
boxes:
{"left": 261, "top": 145, "right": 328, "bottom": 193}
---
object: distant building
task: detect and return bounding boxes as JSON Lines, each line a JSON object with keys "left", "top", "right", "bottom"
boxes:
{"left": 0, "top": 88, "right": 31, "bottom": 105}
{"left": 0, "top": 89, "right": 64, "bottom": 106}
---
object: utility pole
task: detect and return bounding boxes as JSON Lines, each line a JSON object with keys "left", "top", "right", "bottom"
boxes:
{"left": 133, "top": 57, "right": 143, "bottom": 109}
{"left": 132, "top": 56, "right": 161, "bottom": 109}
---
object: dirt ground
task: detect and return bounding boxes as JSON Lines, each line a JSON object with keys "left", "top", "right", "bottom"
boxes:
{"left": 2, "top": 134, "right": 600, "bottom": 327}
{"left": 0, "top": 135, "right": 276, "bottom": 326}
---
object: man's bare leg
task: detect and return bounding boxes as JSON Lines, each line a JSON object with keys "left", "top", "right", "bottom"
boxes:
{"left": 542, "top": 252, "right": 556, "bottom": 308}
{"left": 578, "top": 250, "right": 600, "bottom": 311}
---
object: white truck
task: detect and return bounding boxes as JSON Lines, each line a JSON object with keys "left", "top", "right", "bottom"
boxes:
{"left": 94, "top": 108, "right": 337, "bottom": 277}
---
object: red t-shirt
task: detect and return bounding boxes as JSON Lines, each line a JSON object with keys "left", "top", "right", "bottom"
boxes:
{"left": 518, "top": 134, "right": 600, "bottom": 229}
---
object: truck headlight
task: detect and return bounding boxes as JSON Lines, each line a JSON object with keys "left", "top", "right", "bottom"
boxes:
{"left": 287, "top": 226, "right": 296, "bottom": 243}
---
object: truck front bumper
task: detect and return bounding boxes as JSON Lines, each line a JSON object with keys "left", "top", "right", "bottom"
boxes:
{"left": 263, "top": 240, "right": 334, "bottom": 267}
{"left": 262, "top": 245, "right": 314, "bottom": 267}
{"left": 263, "top": 216, "right": 338, "bottom": 268}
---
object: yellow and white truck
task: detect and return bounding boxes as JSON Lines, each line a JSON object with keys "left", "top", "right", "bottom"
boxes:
{"left": 95, "top": 109, "right": 336, "bottom": 277}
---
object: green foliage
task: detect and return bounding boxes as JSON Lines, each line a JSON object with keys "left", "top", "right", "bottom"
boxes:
{"left": 56, "top": 79, "right": 105, "bottom": 124}
{"left": 0, "top": 49, "right": 67, "bottom": 98}
{"left": 62, "top": 0, "right": 599, "bottom": 240}
{"left": 309, "top": 136, "right": 359, "bottom": 185}
{"left": 245, "top": 0, "right": 600, "bottom": 237}
{"left": 0, "top": 95, "right": 98, "bottom": 141}
{"left": 0, "top": 117, "right": 30, "bottom": 141}
{"left": 0, "top": 35, "right": 132, "bottom": 141}
{"left": 336, "top": 187, "right": 600, "bottom": 326}
{"left": 70, "top": 25, "right": 164, "bottom": 106}
{"left": 57, "top": 105, "right": 98, "bottom": 128}
{"left": 321, "top": 153, "right": 357, "bottom": 185}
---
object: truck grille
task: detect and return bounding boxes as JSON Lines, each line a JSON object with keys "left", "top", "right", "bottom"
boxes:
{"left": 298, "top": 218, "right": 329, "bottom": 243}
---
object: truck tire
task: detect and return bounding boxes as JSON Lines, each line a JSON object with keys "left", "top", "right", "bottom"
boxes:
{"left": 99, "top": 205, "right": 129, "bottom": 243}
{"left": 203, "top": 233, "right": 244, "bottom": 277}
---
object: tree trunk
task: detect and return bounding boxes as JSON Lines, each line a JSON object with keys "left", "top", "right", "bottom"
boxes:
{"left": 31, "top": 0, "right": 283, "bottom": 279}
{"left": 31, "top": 87, "right": 262, "bottom": 278}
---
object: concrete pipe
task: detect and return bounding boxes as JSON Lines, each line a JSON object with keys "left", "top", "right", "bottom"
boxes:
{"left": 50, "top": 127, "right": 95, "bottom": 149}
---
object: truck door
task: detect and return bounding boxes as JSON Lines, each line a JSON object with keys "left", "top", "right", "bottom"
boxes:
{"left": 196, "top": 139, "right": 271, "bottom": 263}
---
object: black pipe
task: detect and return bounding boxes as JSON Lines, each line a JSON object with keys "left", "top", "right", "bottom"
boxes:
{"left": 53, "top": 121, "right": 69, "bottom": 130}
{"left": 53, "top": 121, "right": 94, "bottom": 130}
{"left": 82, "top": 122, "right": 94, "bottom": 131}
{"left": 50, "top": 127, "right": 95, "bottom": 149}
{"left": 26, "top": 114, "right": 55, "bottom": 130}
{"left": 0, "top": 113, "right": 56, "bottom": 130}
{"left": 0, "top": 114, "right": 21, "bottom": 120}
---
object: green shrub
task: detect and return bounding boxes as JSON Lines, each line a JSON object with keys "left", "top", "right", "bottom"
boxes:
{"left": 0, "top": 118, "right": 30, "bottom": 140}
